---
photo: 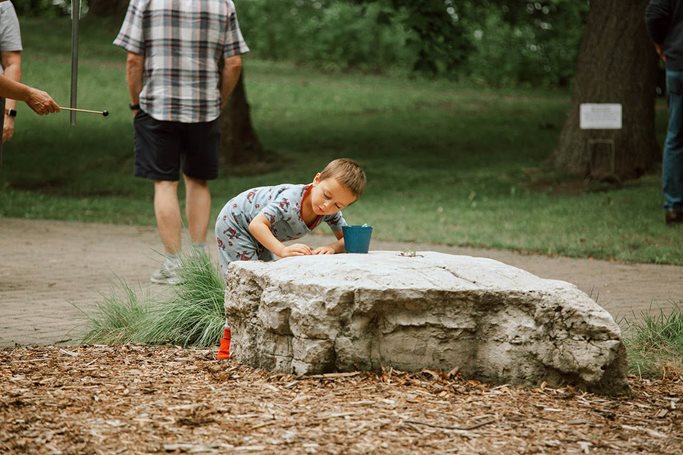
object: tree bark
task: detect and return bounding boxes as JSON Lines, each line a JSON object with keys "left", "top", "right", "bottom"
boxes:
{"left": 88, "top": 0, "right": 129, "bottom": 17}
{"left": 552, "top": 0, "right": 659, "bottom": 181}
{"left": 219, "top": 72, "right": 268, "bottom": 167}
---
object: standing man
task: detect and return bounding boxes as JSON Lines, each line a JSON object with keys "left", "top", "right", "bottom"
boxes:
{"left": 0, "top": 0, "right": 23, "bottom": 143}
{"left": 114, "top": 0, "right": 249, "bottom": 284}
{"left": 646, "top": 0, "right": 683, "bottom": 224}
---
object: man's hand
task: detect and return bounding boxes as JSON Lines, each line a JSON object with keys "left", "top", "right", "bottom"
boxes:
{"left": 655, "top": 43, "right": 667, "bottom": 62}
{"left": 2, "top": 116, "right": 14, "bottom": 142}
{"left": 280, "top": 244, "right": 313, "bottom": 257}
{"left": 25, "top": 88, "right": 60, "bottom": 115}
{"left": 312, "top": 245, "right": 335, "bottom": 255}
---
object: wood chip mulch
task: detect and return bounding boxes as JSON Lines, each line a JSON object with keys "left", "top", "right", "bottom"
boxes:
{"left": 1, "top": 345, "right": 681, "bottom": 454}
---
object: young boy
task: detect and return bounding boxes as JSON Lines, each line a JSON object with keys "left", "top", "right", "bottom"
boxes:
{"left": 214, "top": 158, "right": 366, "bottom": 359}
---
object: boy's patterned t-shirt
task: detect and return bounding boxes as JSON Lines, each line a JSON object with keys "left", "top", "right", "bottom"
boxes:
{"left": 218, "top": 183, "right": 347, "bottom": 245}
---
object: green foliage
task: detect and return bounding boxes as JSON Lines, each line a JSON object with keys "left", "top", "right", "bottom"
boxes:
{"left": 622, "top": 304, "right": 683, "bottom": 378}
{"left": 139, "top": 252, "right": 225, "bottom": 347}
{"left": 466, "top": 3, "right": 585, "bottom": 87}
{"left": 385, "top": 0, "right": 472, "bottom": 75}
{"left": 13, "top": 0, "right": 71, "bottom": 17}
{"left": 82, "top": 253, "right": 225, "bottom": 347}
{"left": 236, "top": 0, "right": 586, "bottom": 85}
{"left": 238, "top": 0, "right": 416, "bottom": 74}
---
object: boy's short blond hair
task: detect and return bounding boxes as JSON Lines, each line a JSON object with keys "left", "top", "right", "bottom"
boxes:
{"left": 319, "top": 158, "right": 366, "bottom": 198}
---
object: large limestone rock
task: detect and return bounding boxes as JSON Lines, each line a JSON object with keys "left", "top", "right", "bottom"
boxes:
{"left": 225, "top": 251, "right": 629, "bottom": 395}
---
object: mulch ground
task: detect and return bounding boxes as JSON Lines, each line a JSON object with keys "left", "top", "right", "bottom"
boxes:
{"left": 1, "top": 346, "right": 681, "bottom": 454}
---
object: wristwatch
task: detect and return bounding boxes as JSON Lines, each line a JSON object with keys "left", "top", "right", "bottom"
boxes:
{"left": 5, "top": 108, "right": 16, "bottom": 118}
{"left": 129, "top": 103, "right": 140, "bottom": 111}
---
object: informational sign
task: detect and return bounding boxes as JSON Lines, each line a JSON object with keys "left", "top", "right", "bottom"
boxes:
{"left": 580, "top": 103, "right": 622, "bottom": 130}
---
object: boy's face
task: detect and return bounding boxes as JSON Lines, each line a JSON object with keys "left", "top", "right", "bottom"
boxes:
{"left": 310, "top": 174, "right": 357, "bottom": 216}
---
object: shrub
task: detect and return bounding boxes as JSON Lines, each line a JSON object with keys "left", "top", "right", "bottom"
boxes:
{"left": 622, "top": 304, "right": 683, "bottom": 379}
{"left": 82, "top": 252, "right": 225, "bottom": 347}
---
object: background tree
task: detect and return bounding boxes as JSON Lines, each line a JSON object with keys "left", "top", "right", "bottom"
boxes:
{"left": 219, "top": 73, "right": 267, "bottom": 167}
{"left": 552, "top": 0, "right": 660, "bottom": 181}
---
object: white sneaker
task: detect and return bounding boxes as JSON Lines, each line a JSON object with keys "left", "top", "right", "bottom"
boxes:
{"left": 191, "top": 243, "right": 209, "bottom": 257}
{"left": 150, "top": 257, "right": 182, "bottom": 285}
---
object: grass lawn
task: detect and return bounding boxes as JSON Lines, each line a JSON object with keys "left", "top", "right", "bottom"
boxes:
{"left": 0, "top": 17, "right": 679, "bottom": 264}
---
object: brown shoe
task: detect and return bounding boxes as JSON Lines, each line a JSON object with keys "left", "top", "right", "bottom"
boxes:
{"left": 665, "top": 209, "right": 683, "bottom": 225}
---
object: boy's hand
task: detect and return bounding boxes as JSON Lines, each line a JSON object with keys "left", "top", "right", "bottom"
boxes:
{"left": 280, "top": 244, "right": 313, "bottom": 257}
{"left": 312, "top": 245, "right": 335, "bottom": 255}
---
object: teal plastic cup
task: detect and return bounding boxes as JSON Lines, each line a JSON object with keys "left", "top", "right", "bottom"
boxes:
{"left": 343, "top": 225, "right": 373, "bottom": 254}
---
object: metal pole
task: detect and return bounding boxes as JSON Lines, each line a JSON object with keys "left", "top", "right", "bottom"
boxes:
{"left": 70, "top": 0, "right": 80, "bottom": 126}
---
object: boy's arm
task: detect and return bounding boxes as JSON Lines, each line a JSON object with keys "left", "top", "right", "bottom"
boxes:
{"left": 249, "top": 213, "right": 312, "bottom": 257}
{"left": 312, "top": 229, "right": 345, "bottom": 254}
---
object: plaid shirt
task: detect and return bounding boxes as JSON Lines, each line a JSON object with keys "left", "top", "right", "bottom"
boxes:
{"left": 114, "top": 0, "right": 249, "bottom": 123}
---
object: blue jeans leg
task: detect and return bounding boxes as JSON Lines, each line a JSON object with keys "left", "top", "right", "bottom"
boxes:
{"left": 664, "top": 70, "right": 683, "bottom": 211}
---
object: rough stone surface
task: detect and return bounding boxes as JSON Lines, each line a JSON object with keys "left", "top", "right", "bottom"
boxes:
{"left": 225, "top": 251, "right": 629, "bottom": 395}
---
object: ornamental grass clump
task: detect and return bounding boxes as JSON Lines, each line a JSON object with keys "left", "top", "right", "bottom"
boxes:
{"left": 622, "top": 303, "right": 683, "bottom": 379}
{"left": 138, "top": 251, "right": 225, "bottom": 347}
{"left": 82, "top": 252, "right": 225, "bottom": 348}
{"left": 81, "top": 281, "right": 151, "bottom": 345}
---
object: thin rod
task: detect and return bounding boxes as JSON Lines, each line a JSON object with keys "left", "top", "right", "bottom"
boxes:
{"left": 60, "top": 106, "right": 105, "bottom": 115}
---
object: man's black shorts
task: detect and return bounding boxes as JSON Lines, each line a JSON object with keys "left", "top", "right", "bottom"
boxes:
{"left": 133, "top": 110, "right": 220, "bottom": 181}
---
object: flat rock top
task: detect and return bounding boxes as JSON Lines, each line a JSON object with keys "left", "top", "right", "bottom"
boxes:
{"left": 230, "top": 251, "right": 571, "bottom": 293}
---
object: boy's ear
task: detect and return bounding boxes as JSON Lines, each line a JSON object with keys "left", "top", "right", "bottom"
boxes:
{"left": 313, "top": 172, "right": 322, "bottom": 185}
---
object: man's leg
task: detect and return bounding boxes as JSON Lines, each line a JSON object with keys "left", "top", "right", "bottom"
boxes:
{"left": 184, "top": 174, "right": 211, "bottom": 247}
{"left": 180, "top": 118, "right": 219, "bottom": 247}
{"left": 134, "top": 112, "right": 184, "bottom": 283}
{"left": 154, "top": 180, "right": 182, "bottom": 255}
{"left": 664, "top": 70, "right": 683, "bottom": 221}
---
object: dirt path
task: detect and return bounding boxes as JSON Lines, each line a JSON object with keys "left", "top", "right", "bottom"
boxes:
{"left": 1, "top": 217, "right": 682, "bottom": 347}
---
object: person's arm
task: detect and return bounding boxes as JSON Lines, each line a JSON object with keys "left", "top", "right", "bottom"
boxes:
{"left": 220, "top": 55, "right": 242, "bottom": 109}
{"left": 312, "top": 229, "right": 345, "bottom": 254}
{"left": 249, "top": 213, "right": 313, "bottom": 257}
{"left": 126, "top": 52, "right": 144, "bottom": 114}
{"left": 1, "top": 50, "right": 21, "bottom": 142}
{"left": 645, "top": 0, "right": 672, "bottom": 53}
{"left": 0, "top": 75, "right": 59, "bottom": 115}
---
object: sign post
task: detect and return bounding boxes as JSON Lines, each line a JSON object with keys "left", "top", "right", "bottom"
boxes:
{"left": 580, "top": 103, "right": 622, "bottom": 130}
{"left": 580, "top": 103, "right": 622, "bottom": 178}
{"left": 70, "top": 0, "right": 80, "bottom": 126}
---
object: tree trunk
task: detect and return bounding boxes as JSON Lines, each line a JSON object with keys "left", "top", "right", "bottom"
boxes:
{"left": 219, "top": 72, "right": 268, "bottom": 167}
{"left": 88, "top": 0, "right": 129, "bottom": 17}
{"left": 552, "top": 0, "right": 659, "bottom": 181}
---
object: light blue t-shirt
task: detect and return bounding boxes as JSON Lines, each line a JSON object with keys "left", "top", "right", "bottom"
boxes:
{"left": 219, "top": 183, "right": 347, "bottom": 243}
{"left": 215, "top": 183, "right": 348, "bottom": 272}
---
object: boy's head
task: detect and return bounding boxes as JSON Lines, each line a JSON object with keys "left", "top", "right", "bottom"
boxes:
{"left": 310, "top": 158, "right": 366, "bottom": 216}
{"left": 317, "top": 158, "right": 366, "bottom": 198}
